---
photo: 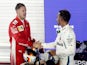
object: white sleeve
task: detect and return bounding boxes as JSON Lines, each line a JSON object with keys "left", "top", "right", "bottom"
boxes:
{"left": 42, "top": 36, "right": 58, "bottom": 49}
{"left": 42, "top": 42, "right": 57, "bottom": 49}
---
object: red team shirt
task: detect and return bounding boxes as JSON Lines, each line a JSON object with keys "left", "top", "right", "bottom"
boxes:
{"left": 9, "top": 17, "right": 33, "bottom": 65}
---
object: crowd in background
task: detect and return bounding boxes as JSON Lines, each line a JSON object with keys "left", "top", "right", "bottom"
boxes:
{"left": 74, "top": 41, "right": 87, "bottom": 61}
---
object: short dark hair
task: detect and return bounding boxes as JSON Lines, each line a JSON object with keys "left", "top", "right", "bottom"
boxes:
{"left": 15, "top": 3, "right": 25, "bottom": 10}
{"left": 59, "top": 10, "right": 71, "bottom": 23}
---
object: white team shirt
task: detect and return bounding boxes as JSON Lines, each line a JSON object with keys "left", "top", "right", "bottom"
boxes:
{"left": 42, "top": 24, "right": 76, "bottom": 56}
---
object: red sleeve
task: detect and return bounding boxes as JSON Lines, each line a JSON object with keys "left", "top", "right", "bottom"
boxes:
{"left": 26, "top": 21, "right": 34, "bottom": 46}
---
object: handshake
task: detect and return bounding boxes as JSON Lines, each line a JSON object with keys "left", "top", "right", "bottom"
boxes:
{"left": 33, "top": 41, "right": 56, "bottom": 56}
{"left": 33, "top": 41, "right": 42, "bottom": 49}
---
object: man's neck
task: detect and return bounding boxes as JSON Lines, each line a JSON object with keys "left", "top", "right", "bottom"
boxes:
{"left": 61, "top": 21, "right": 68, "bottom": 27}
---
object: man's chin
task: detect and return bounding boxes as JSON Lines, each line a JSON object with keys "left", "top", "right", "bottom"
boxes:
{"left": 21, "top": 17, "right": 26, "bottom": 20}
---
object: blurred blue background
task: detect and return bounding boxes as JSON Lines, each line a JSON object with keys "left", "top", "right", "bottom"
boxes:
{"left": 44, "top": 0, "right": 87, "bottom": 42}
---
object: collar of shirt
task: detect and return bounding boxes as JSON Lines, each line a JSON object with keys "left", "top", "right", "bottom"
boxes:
{"left": 61, "top": 24, "right": 69, "bottom": 31}
{"left": 21, "top": 20, "right": 25, "bottom": 27}
{"left": 21, "top": 20, "right": 24, "bottom": 23}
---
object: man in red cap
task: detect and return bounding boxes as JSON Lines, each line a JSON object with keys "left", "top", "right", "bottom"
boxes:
{"left": 9, "top": 3, "right": 35, "bottom": 65}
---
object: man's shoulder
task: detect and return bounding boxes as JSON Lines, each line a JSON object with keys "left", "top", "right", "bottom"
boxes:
{"left": 25, "top": 19, "right": 29, "bottom": 23}
{"left": 12, "top": 20, "right": 18, "bottom": 25}
{"left": 65, "top": 25, "right": 75, "bottom": 36}
{"left": 66, "top": 25, "right": 74, "bottom": 32}
{"left": 25, "top": 19, "right": 30, "bottom": 25}
{"left": 10, "top": 19, "right": 18, "bottom": 25}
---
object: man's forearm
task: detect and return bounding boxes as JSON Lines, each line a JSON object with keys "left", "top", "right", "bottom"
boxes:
{"left": 42, "top": 42, "right": 56, "bottom": 49}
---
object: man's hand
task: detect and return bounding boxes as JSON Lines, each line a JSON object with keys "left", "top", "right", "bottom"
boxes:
{"left": 33, "top": 41, "right": 42, "bottom": 49}
{"left": 31, "top": 38, "right": 35, "bottom": 43}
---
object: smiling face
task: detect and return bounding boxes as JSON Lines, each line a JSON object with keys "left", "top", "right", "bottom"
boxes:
{"left": 16, "top": 6, "right": 26, "bottom": 20}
